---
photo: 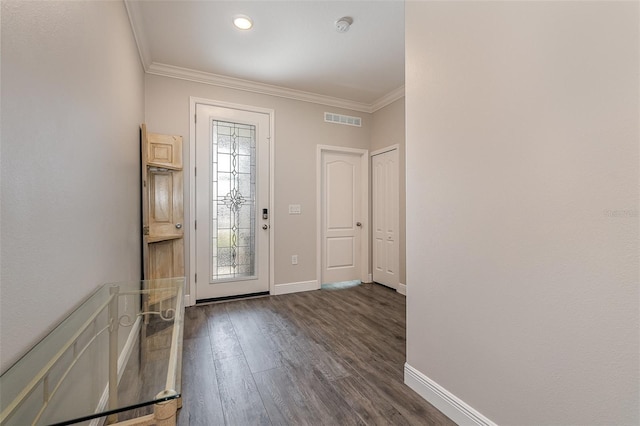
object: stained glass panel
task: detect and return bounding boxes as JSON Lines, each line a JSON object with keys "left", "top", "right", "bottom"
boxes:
{"left": 211, "top": 120, "right": 256, "bottom": 281}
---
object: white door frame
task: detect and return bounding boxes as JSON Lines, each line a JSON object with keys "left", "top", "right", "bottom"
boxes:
{"left": 189, "top": 97, "right": 275, "bottom": 306}
{"left": 316, "top": 145, "right": 370, "bottom": 287}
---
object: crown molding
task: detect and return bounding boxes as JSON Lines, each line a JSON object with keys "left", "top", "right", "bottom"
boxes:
{"left": 124, "top": 0, "right": 152, "bottom": 70}
{"left": 370, "top": 85, "right": 405, "bottom": 112}
{"left": 147, "top": 62, "right": 377, "bottom": 113}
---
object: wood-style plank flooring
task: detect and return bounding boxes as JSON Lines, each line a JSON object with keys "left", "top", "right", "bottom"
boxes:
{"left": 178, "top": 282, "right": 455, "bottom": 426}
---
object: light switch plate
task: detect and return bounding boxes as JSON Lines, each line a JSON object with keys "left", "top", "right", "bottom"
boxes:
{"left": 289, "top": 204, "right": 301, "bottom": 214}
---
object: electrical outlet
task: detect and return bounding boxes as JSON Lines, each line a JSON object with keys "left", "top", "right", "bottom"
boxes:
{"left": 291, "top": 255, "right": 298, "bottom": 265}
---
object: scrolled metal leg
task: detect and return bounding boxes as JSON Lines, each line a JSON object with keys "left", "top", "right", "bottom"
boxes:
{"left": 107, "top": 286, "right": 120, "bottom": 424}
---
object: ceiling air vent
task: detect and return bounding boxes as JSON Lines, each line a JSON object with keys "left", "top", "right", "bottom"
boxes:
{"left": 324, "top": 112, "right": 362, "bottom": 127}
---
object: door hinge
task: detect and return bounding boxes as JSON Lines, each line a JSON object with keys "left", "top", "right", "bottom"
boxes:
{"left": 194, "top": 167, "right": 197, "bottom": 177}
{"left": 194, "top": 114, "right": 197, "bottom": 123}
{"left": 194, "top": 273, "right": 197, "bottom": 283}
{"left": 194, "top": 220, "right": 197, "bottom": 230}
{"left": 143, "top": 226, "right": 149, "bottom": 236}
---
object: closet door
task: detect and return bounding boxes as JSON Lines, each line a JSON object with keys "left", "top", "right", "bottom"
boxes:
{"left": 372, "top": 148, "right": 399, "bottom": 289}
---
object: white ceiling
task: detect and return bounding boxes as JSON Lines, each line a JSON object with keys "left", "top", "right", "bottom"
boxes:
{"left": 125, "top": 1, "right": 405, "bottom": 112}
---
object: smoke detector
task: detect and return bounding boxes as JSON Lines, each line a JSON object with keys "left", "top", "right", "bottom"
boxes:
{"left": 335, "top": 17, "right": 353, "bottom": 33}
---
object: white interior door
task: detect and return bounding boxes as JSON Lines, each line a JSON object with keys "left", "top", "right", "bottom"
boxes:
{"left": 321, "top": 149, "right": 366, "bottom": 284}
{"left": 195, "top": 103, "right": 270, "bottom": 300}
{"left": 372, "top": 147, "right": 399, "bottom": 289}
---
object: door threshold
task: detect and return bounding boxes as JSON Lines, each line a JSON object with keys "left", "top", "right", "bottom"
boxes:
{"left": 321, "top": 280, "right": 362, "bottom": 291}
{"left": 196, "top": 291, "right": 270, "bottom": 305}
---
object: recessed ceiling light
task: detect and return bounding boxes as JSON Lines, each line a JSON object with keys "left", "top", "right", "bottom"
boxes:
{"left": 233, "top": 15, "right": 253, "bottom": 30}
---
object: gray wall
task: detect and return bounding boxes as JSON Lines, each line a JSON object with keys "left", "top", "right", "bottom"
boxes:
{"left": 405, "top": 2, "right": 639, "bottom": 424}
{"left": 1, "top": 0, "right": 145, "bottom": 373}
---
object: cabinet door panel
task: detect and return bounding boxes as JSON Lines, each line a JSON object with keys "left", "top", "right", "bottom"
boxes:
{"left": 147, "top": 133, "right": 183, "bottom": 170}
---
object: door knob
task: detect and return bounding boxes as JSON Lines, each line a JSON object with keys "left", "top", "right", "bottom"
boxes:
{"left": 356, "top": 222, "right": 362, "bottom": 227}
{"left": 262, "top": 224, "right": 269, "bottom": 230}
{"left": 175, "top": 223, "right": 182, "bottom": 229}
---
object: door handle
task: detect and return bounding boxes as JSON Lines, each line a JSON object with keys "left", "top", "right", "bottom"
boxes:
{"left": 175, "top": 223, "right": 182, "bottom": 229}
{"left": 262, "top": 224, "right": 269, "bottom": 230}
{"left": 356, "top": 222, "right": 362, "bottom": 227}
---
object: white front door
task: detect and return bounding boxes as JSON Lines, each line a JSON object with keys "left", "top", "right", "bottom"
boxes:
{"left": 320, "top": 149, "right": 367, "bottom": 284}
{"left": 195, "top": 103, "right": 271, "bottom": 300}
{"left": 372, "top": 147, "right": 399, "bottom": 289}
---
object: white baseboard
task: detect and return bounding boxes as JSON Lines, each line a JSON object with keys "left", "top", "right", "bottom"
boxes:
{"left": 404, "top": 363, "right": 497, "bottom": 426}
{"left": 397, "top": 283, "right": 407, "bottom": 296}
{"left": 367, "top": 273, "right": 373, "bottom": 283}
{"left": 274, "top": 280, "right": 319, "bottom": 295}
{"left": 90, "top": 316, "right": 142, "bottom": 426}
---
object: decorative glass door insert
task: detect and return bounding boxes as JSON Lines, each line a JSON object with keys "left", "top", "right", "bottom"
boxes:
{"left": 211, "top": 120, "right": 256, "bottom": 281}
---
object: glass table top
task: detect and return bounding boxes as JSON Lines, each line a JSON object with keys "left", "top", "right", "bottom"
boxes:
{"left": 0, "top": 278, "right": 184, "bottom": 426}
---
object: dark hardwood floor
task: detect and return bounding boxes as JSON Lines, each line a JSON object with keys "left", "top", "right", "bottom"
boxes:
{"left": 178, "top": 282, "right": 455, "bottom": 426}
